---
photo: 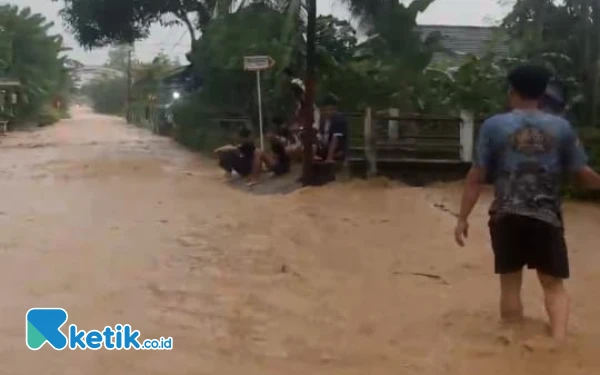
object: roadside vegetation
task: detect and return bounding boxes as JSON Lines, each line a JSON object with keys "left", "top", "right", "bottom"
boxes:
{"left": 0, "top": 5, "right": 75, "bottom": 126}
{"left": 58, "top": 0, "right": 600, "bottom": 195}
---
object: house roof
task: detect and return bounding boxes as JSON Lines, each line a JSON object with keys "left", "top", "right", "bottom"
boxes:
{"left": 417, "top": 25, "right": 509, "bottom": 64}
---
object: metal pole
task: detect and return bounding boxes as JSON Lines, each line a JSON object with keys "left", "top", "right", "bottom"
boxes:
{"left": 256, "top": 70, "right": 264, "bottom": 150}
{"left": 126, "top": 45, "right": 132, "bottom": 124}
{"left": 301, "top": 0, "right": 317, "bottom": 185}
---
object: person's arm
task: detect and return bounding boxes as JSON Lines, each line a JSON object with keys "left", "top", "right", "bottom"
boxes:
{"left": 455, "top": 120, "right": 494, "bottom": 247}
{"left": 327, "top": 137, "right": 339, "bottom": 162}
{"left": 326, "top": 116, "right": 347, "bottom": 162}
{"left": 214, "top": 144, "right": 236, "bottom": 154}
{"left": 562, "top": 126, "right": 600, "bottom": 189}
{"left": 575, "top": 167, "right": 600, "bottom": 189}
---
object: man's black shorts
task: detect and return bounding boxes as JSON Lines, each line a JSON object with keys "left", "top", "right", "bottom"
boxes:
{"left": 219, "top": 150, "right": 253, "bottom": 177}
{"left": 489, "top": 214, "right": 569, "bottom": 279}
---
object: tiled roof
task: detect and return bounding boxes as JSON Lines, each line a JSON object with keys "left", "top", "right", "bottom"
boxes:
{"left": 417, "top": 25, "right": 509, "bottom": 64}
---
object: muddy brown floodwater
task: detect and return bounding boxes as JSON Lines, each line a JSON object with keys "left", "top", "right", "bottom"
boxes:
{"left": 1, "top": 107, "right": 600, "bottom": 374}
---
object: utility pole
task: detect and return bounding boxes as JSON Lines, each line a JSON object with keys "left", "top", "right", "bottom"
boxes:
{"left": 301, "top": 0, "right": 317, "bottom": 185}
{"left": 126, "top": 44, "right": 133, "bottom": 124}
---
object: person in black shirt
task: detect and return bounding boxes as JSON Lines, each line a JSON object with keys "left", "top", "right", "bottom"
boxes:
{"left": 215, "top": 127, "right": 257, "bottom": 179}
{"left": 316, "top": 95, "right": 348, "bottom": 163}
{"left": 216, "top": 121, "right": 294, "bottom": 186}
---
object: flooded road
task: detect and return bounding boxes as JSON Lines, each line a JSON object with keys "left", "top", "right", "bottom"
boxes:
{"left": 2, "top": 107, "right": 600, "bottom": 374}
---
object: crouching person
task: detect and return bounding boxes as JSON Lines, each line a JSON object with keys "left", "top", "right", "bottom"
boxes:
{"left": 216, "top": 125, "right": 293, "bottom": 187}
{"left": 215, "top": 128, "right": 257, "bottom": 182}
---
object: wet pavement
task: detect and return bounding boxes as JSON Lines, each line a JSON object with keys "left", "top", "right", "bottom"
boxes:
{"left": 2, "top": 107, "right": 600, "bottom": 374}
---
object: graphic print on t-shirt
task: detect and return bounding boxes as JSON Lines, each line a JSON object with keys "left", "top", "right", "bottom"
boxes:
{"left": 509, "top": 123, "right": 556, "bottom": 156}
{"left": 476, "top": 111, "right": 587, "bottom": 227}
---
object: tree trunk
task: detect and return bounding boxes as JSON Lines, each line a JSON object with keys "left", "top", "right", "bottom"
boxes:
{"left": 175, "top": 11, "right": 198, "bottom": 44}
{"left": 301, "top": 0, "right": 317, "bottom": 185}
{"left": 591, "top": 0, "right": 600, "bottom": 127}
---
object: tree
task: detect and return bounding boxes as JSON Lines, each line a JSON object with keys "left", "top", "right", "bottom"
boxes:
{"left": 503, "top": 0, "right": 600, "bottom": 127}
{"left": 82, "top": 46, "right": 179, "bottom": 115}
{"left": 188, "top": 3, "right": 298, "bottom": 116}
{"left": 54, "top": 0, "right": 230, "bottom": 48}
{"left": 54, "top": 0, "right": 290, "bottom": 49}
{"left": 106, "top": 45, "right": 132, "bottom": 72}
{"left": 0, "top": 5, "right": 73, "bottom": 122}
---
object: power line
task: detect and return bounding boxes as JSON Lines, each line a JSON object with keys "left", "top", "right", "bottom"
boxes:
{"left": 170, "top": 30, "right": 189, "bottom": 54}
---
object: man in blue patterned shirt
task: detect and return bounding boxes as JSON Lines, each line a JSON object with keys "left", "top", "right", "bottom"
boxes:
{"left": 455, "top": 65, "right": 600, "bottom": 342}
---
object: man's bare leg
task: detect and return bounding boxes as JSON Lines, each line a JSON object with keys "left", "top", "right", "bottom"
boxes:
{"left": 247, "top": 151, "right": 264, "bottom": 186}
{"left": 500, "top": 271, "right": 524, "bottom": 323}
{"left": 260, "top": 151, "right": 278, "bottom": 169}
{"left": 538, "top": 272, "right": 569, "bottom": 342}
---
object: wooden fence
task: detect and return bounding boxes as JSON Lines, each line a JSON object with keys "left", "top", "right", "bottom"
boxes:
{"left": 345, "top": 108, "right": 479, "bottom": 178}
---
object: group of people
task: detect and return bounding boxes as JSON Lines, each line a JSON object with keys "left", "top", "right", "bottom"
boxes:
{"left": 456, "top": 64, "right": 600, "bottom": 344}
{"left": 215, "top": 84, "right": 348, "bottom": 186}
{"left": 218, "top": 64, "right": 600, "bottom": 343}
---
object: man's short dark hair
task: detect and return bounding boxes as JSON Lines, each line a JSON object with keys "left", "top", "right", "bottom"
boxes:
{"left": 508, "top": 65, "right": 552, "bottom": 100}
{"left": 238, "top": 127, "right": 251, "bottom": 139}
{"left": 272, "top": 116, "right": 285, "bottom": 126}
{"left": 321, "top": 94, "right": 339, "bottom": 107}
{"left": 283, "top": 67, "right": 294, "bottom": 77}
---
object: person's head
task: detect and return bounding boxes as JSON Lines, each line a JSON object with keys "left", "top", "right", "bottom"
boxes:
{"left": 507, "top": 65, "right": 552, "bottom": 109}
{"left": 290, "top": 78, "right": 305, "bottom": 101}
{"left": 283, "top": 67, "right": 294, "bottom": 78}
{"left": 320, "top": 95, "right": 339, "bottom": 118}
{"left": 238, "top": 127, "right": 252, "bottom": 142}
{"left": 272, "top": 116, "right": 285, "bottom": 128}
{"left": 540, "top": 81, "right": 567, "bottom": 115}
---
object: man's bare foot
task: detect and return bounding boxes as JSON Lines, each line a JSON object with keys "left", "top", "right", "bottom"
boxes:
{"left": 496, "top": 330, "right": 514, "bottom": 346}
{"left": 246, "top": 180, "right": 259, "bottom": 187}
{"left": 523, "top": 335, "right": 563, "bottom": 353}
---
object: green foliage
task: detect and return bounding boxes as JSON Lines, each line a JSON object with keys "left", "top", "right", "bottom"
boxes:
{"left": 0, "top": 5, "right": 73, "bottom": 124}
{"left": 502, "top": 0, "right": 600, "bottom": 127}
{"left": 326, "top": 0, "right": 439, "bottom": 110}
{"left": 132, "top": 52, "right": 179, "bottom": 101}
{"left": 83, "top": 46, "right": 180, "bottom": 116}
{"left": 55, "top": 0, "right": 199, "bottom": 47}
{"left": 171, "top": 0, "right": 441, "bottom": 147}
{"left": 171, "top": 94, "right": 243, "bottom": 152}
{"left": 82, "top": 76, "right": 127, "bottom": 115}
{"left": 54, "top": 0, "right": 269, "bottom": 48}
{"left": 37, "top": 104, "right": 62, "bottom": 126}
{"left": 190, "top": 3, "right": 301, "bottom": 119}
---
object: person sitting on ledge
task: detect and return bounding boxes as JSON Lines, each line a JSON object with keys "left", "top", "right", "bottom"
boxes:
{"left": 215, "top": 127, "right": 257, "bottom": 182}
{"left": 244, "top": 119, "right": 294, "bottom": 186}
{"left": 215, "top": 122, "right": 293, "bottom": 187}
{"left": 316, "top": 95, "right": 348, "bottom": 164}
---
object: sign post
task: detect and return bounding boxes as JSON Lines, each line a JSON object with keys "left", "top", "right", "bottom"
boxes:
{"left": 244, "top": 56, "right": 275, "bottom": 150}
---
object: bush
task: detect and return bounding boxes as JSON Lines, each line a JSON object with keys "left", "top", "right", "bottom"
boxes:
{"left": 171, "top": 97, "right": 249, "bottom": 154}
{"left": 36, "top": 105, "right": 62, "bottom": 126}
{"left": 82, "top": 77, "right": 127, "bottom": 115}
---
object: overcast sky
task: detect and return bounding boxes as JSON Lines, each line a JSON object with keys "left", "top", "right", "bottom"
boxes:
{"left": 5, "top": 0, "right": 510, "bottom": 65}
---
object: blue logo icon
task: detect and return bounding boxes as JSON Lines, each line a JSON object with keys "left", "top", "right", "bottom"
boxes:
{"left": 26, "top": 308, "right": 69, "bottom": 350}
{"left": 26, "top": 308, "right": 173, "bottom": 351}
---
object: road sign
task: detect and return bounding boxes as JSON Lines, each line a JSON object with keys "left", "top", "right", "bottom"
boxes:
{"left": 244, "top": 56, "right": 275, "bottom": 72}
{"left": 244, "top": 56, "right": 275, "bottom": 150}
